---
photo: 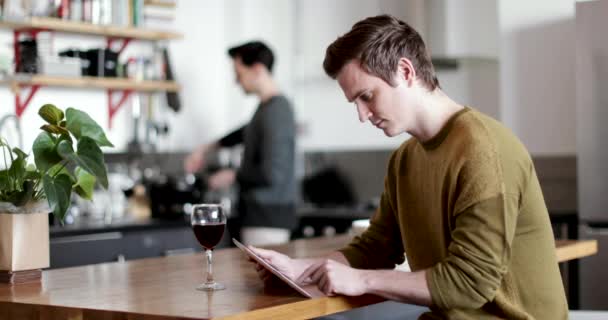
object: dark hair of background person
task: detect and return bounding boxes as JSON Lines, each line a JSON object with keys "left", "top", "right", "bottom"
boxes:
{"left": 228, "top": 41, "right": 275, "bottom": 73}
{"left": 323, "top": 14, "right": 440, "bottom": 91}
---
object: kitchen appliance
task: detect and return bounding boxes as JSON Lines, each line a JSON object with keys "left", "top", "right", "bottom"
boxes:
{"left": 16, "top": 38, "right": 39, "bottom": 74}
{"left": 576, "top": 0, "right": 608, "bottom": 310}
{"left": 86, "top": 48, "right": 118, "bottom": 77}
{"left": 58, "top": 48, "right": 88, "bottom": 75}
{"left": 147, "top": 174, "right": 206, "bottom": 219}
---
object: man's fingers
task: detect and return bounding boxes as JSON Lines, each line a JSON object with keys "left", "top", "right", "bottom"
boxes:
{"left": 307, "top": 261, "right": 328, "bottom": 284}
{"left": 248, "top": 246, "right": 277, "bottom": 260}
{"left": 318, "top": 273, "right": 329, "bottom": 292}
{"left": 253, "top": 262, "right": 264, "bottom": 272}
{"left": 296, "top": 262, "right": 320, "bottom": 284}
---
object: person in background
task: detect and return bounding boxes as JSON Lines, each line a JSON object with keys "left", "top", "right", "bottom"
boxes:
{"left": 248, "top": 15, "right": 568, "bottom": 319}
{"left": 184, "top": 41, "right": 296, "bottom": 247}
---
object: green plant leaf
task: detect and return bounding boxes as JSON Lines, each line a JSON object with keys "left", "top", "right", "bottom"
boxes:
{"left": 0, "top": 169, "right": 9, "bottom": 191}
{"left": 12, "top": 147, "right": 28, "bottom": 159}
{"left": 41, "top": 124, "right": 70, "bottom": 135}
{"left": 33, "top": 132, "right": 62, "bottom": 172}
{"left": 43, "top": 173, "right": 72, "bottom": 223}
{"left": 57, "top": 137, "right": 108, "bottom": 189}
{"left": 77, "top": 137, "right": 108, "bottom": 189}
{"left": 66, "top": 108, "right": 114, "bottom": 147}
{"left": 56, "top": 139, "right": 75, "bottom": 159}
{"left": 24, "top": 165, "right": 41, "bottom": 180}
{"left": 47, "top": 162, "right": 71, "bottom": 178}
{"left": 8, "top": 147, "right": 28, "bottom": 191}
{"left": 73, "top": 167, "right": 96, "bottom": 200}
{"left": 39, "top": 104, "right": 64, "bottom": 125}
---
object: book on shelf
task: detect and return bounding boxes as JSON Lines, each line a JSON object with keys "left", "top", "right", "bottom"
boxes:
{"left": 144, "top": 0, "right": 176, "bottom": 8}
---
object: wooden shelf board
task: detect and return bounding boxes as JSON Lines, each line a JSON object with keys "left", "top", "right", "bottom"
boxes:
{"left": 0, "top": 17, "right": 182, "bottom": 40}
{"left": 1, "top": 74, "right": 180, "bottom": 92}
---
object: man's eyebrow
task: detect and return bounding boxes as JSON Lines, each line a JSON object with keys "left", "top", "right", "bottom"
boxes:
{"left": 348, "top": 89, "right": 366, "bottom": 103}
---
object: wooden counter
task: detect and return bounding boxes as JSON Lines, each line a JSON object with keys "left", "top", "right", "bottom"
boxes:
{"left": 0, "top": 235, "right": 597, "bottom": 320}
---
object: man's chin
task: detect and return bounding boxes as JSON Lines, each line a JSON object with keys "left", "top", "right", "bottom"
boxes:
{"left": 382, "top": 128, "right": 398, "bottom": 137}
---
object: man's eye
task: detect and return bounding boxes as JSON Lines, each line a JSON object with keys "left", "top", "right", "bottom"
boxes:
{"left": 361, "top": 93, "right": 372, "bottom": 102}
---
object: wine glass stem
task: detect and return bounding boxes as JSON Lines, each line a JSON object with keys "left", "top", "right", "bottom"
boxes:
{"left": 205, "top": 249, "right": 214, "bottom": 283}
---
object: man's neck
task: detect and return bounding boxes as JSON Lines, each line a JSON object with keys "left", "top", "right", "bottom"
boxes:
{"left": 410, "top": 89, "right": 464, "bottom": 143}
{"left": 257, "top": 77, "right": 280, "bottom": 103}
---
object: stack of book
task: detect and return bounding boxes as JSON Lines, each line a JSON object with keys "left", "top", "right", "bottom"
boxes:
{"left": 2, "top": 0, "right": 176, "bottom": 28}
{"left": 143, "top": 0, "right": 176, "bottom": 28}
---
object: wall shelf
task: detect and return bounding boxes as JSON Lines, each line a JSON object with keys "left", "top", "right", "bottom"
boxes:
{"left": 1, "top": 74, "right": 180, "bottom": 92}
{"left": 0, "top": 16, "right": 182, "bottom": 128}
{"left": 0, "top": 17, "right": 182, "bottom": 41}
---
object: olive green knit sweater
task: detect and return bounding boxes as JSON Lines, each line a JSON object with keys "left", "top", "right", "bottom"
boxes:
{"left": 340, "top": 108, "right": 568, "bottom": 319}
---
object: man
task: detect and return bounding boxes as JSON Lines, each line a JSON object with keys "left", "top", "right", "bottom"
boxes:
{"left": 249, "top": 15, "right": 568, "bottom": 319}
{"left": 184, "top": 41, "right": 296, "bottom": 246}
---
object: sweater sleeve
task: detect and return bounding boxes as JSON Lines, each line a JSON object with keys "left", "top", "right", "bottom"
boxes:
{"left": 236, "top": 100, "right": 294, "bottom": 188}
{"left": 427, "top": 191, "right": 519, "bottom": 309}
{"left": 339, "top": 151, "right": 405, "bottom": 269}
{"left": 218, "top": 125, "right": 246, "bottom": 147}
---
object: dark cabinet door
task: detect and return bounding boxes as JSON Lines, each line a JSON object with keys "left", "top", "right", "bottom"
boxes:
{"left": 50, "top": 227, "right": 224, "bottom": 269}
{"left": 123, "top": 228, "right": 201, "bottom": 260}
{"left": 50, "top": 232, "right": 125, "bottom": 268}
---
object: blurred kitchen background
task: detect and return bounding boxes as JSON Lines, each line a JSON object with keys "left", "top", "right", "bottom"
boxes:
{"left": 0, "top": 0, "right": 605, "bottom": 311}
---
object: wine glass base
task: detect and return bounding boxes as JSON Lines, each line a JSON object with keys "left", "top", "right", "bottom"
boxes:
{"left": 196, "top": 282, "right": 226, "bottom": 291}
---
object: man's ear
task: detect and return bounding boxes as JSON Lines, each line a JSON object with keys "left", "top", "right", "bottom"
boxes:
{"left": 252, "top": 62, "right": 268, "bottom": 75}
{"left": 396, "top": 58, "right": 416, "bottom": 86}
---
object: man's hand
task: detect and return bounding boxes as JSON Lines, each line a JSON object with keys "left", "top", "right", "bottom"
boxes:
{"left": 184, "top": 144, "right": 210, "bottom": 174}
{"left": 249, "top": 246, "right": 304, "bottom": 285}
{"left": 297, "top": 259, "right": 368, "bottom": 296}
{"left": 208, "top": 169, "right": 236, "bottom": 190}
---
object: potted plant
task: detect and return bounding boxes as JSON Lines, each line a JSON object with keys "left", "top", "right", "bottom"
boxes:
{"left": 0, "top": 104, "right": 113, "bottom": 283}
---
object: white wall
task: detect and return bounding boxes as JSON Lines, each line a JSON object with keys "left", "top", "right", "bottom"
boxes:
{"left": 0, "top": 1, "right": 577, "bottom": 155}
{"left": 498, "top": 0, "right": 576, "bottom": 155}
{"left": 292, "top": 0, "right": 499, "bottom": 151}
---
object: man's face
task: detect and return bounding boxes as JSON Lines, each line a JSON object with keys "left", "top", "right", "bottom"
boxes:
{"left": 336, "top": 60, "right": 412, "bottom": 137}
{"left": 233, "top": 57, "right": 257, "bottom": 94}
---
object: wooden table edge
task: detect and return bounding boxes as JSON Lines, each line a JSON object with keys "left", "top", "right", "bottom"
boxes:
{"left": 0, "top": 300, "right": 197, "bottom": 320}
{"left": 556, "top": 239, "right": 598, "bottom": 263}
{"left": 216, "top": 294, "right": 385, "bottom": 320}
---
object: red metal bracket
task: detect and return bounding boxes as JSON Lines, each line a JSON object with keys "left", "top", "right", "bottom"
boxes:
{"left": 15, "top": 85, "right": 41, "bottom": 117}
{"left": 107, "top": 37, "right": 132, "bottom": 55}
{"left": 107, "top": 89, "right": 133, "bottom": 128}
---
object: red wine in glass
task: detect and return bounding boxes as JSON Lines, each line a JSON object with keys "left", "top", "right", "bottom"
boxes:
{"left": 193, "top": 223, "right": 226, "bottom": 250}
{"left": 191, "top": 204, "right": 227, "bottom": 291}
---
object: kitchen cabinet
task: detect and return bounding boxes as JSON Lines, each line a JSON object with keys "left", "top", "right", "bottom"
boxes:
{"left": 122, "top": 227, "right": 198, "bottom": 260}
{"left": 50, "top": 231, "right": 125, "bottom": 268}
{"left": 426, "top": 0, "right": 499, "bottom": 59}
{"left": 50, "top": 223, "right": 207, "bottom": 269}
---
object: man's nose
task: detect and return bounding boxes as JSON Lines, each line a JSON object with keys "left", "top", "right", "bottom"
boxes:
{"left": 356, "top": 104, "right": 372, "bottom": 123}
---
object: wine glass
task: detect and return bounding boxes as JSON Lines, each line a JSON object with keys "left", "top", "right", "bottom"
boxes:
{"left": 191, "top": 203, "right": 227, "bottom": 291}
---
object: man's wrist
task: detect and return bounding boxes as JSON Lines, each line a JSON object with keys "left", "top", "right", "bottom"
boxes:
{"left": 360, "top": 269, "right": 376, "bottom": 294}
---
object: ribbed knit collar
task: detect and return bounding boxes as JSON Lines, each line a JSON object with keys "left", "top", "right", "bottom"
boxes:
{"left": 421, "top": 106, "right": 470, "bottom": 150}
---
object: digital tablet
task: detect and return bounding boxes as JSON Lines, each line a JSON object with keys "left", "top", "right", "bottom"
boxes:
{"left": 232, "top": 238, "right": 324, "bottom": 298}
